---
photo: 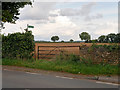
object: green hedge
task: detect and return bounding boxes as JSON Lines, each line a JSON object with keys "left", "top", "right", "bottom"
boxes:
{"left": 2, "top": 31, "right": 35, "bottom": 59}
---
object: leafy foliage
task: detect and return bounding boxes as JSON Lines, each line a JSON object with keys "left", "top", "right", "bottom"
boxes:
{"left": 61, "top": 40, "right": 64, "bottom": 42}
{"left": 56, "top": 53, "right": 80, "bottom": 62}
{"left": 2, "top": 31, "right": 35, "bottom": 59}
{"left": 51, "top": 36, "right": 59, "bottom": 42}
{"left": 91, "top": 44, "right": 120, "bottom": 52}
{"left": 97, "top": 33, "right": 120, "bottom": 43}
{"left": 98, "top": 35, "right": 106, "bottom": 43}
{"left": 2, "top": 2, "right": 32, "bottom": 24}
{"left": 79, "top": 32, "right": 91, "bottom": 42}
{"left": 87, "top": 33, "right": 120, "bottom": 43}
{"left": 70, "top": 39, "right": 74, "bottom": 42}
{"left": 79, "top": 44, "right": 119, "bottom": 65}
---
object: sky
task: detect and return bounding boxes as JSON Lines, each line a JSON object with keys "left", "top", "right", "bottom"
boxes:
{"left": 2, "top": 1, "right": 118, "bottom": 41}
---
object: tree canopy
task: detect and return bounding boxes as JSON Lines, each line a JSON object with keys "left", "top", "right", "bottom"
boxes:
{"left": 89, "top": 33, "right": 120, "bottom": 43}
{"left": 115, "top": 33, "right": 120, "bottom": 43}
{"left": 70, "top": 39, "right": 74, "bottom": 42}
{"left": 79, "top": 32, "right": 91, "bottom": 42}
{"left": 2, "top": 1, "right": 32, "bottom": 24}
{"left": 51, "top": 36, "right": 59, "bottom": 42}
{"left": 98, "top": 35, "right": 106, "bottom": 43}
{"left": 107, "top": 33, "right": 116, "bottom": 43}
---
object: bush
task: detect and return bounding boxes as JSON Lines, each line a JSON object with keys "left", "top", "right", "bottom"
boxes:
{"left": 80, "top": 57, "right": 93, "bottom": 66}
{"left": 56, "top": 53, "right": 80, "bottom": 62}
{"left": 2, "top": 31, "right": 35, "bottom": 59}
{"left": 82, "top": 43, "right": 119, "bottom": 64}
{"left": 91, "top": 43, "right": 120, "bottom": 52}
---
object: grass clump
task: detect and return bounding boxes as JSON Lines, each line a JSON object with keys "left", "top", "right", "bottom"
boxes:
{"left": 56, "top": 53, "right": 80, "bottom": 62}
{"left": 2, "top": 56, "right": 119, "bottom": 76}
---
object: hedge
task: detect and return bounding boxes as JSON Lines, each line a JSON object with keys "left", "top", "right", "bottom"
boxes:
{"left": 2, "top": 31, "right": 35, "bottom": 59}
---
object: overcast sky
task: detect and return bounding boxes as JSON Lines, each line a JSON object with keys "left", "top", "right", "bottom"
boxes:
{"left": 2, "top": 1, "right": 118, "bottom": 41}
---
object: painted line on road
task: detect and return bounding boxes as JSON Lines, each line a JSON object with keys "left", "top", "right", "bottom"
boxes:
{"left": 3, "top": 69, "right": 13, "bottom": 71}
{"left": 25, "top": 72, "right": 40, "bottom": 75}
{"left": 3, "top": 69, "right": 41, "bottom": 75}
{"left": 56, "top": 76, "right": 73, "bottom": 79}
{"left": 96, "top": 81, "right": 119, "bottom": 86}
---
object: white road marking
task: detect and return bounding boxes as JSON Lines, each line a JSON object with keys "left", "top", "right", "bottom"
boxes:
{"left": 56, "top": 76, "right": 73, "bottom": 79}
{"left": 25, "top": 72, "right": 40, "bottom": 75}
{"left": 3, "top": 69, "right": 13, "bottom": 71}
{"left": 3, "top": 69, "right": 7, "bottom": 70}
{"left": 96, "top": 81, "right": 119, "bottom": 86}
{"left": 4, "top": 69, "right": 41, "bottom": 75}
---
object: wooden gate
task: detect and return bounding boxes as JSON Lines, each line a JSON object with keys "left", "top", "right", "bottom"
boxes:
{"left": 37, "top": 46, "right": 80, "bottom": 59}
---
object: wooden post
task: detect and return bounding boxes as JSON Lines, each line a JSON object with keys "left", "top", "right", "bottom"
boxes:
{"left": 79, "top": 46, "right": 81, "bottom": 57}
{"left": 35, "top": 43, "right": 38, "bottom": 60}
{"left": 37, "top": 46, "right": 39, "bottom": 59}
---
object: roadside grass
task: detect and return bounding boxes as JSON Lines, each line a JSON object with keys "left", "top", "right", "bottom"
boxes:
{"left": 2, "top": 58, "right": 119, "bottom": 75}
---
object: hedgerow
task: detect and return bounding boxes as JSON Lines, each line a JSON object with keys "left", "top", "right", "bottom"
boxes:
{"left": 2, "top": 31, "right": 35, "bottom": 59}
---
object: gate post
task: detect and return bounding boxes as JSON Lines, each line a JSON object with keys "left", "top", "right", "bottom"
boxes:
{"left": 37, "top": 46, "right": 39, "bottom": 59}
{"left": 79, "top": 46, "right": 81, "bottom": 57}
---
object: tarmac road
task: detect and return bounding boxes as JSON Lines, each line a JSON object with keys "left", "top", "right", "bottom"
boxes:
{"left": 2, "top": 70, "right": 119, "bottom": 88}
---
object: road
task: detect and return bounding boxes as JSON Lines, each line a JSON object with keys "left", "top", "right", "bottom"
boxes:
{"left": 2, "top": 70, "right": 119, "bottom": 88}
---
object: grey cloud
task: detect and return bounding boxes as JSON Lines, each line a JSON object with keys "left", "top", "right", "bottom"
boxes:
{"left": 91, "top": 13, "right": 103, "bottom": 19}
{"left": 49, "top": 14, "right": 58, "bottom": 17}
{"left": 19, "top": 2, "right": 102, "bottom": 23}
{"left": 49, "top": 19, "right": 56, "bottom": 23}
{"left": 60, "top": 2, "right": 96, "bottom": 16}
{"left": 60, "top": 8, "right": 79, "bottom": 16}
{"left": 19, "top": 2, "right": 56, "bottom": 21}
{"left": 80, "top": 2, "right": 96, "bottom": 16}
{"left": 85, "top": 13, "right": 103, "bottom": 21}
{"left": 59, "top": 2, "right": 103, "bottom": 21}
{"left": 35, "top": 20, "right": 48, "bottom": 24}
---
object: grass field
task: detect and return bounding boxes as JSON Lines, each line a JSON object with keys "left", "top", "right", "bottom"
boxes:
{"left": 2, "top": 58, "right": 119, "bottom": 75}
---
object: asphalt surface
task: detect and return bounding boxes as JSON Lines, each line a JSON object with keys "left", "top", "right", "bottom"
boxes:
{"left": 2, "top": 70, "right": 119, "bottom": 88}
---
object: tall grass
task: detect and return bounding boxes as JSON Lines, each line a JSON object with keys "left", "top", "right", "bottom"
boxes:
{"left": 2, "top": 56, "right": 119, "bottom": 75}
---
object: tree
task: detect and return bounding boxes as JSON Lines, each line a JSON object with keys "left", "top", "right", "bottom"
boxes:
{"left": 115, "top": 33, "right": 120, "bottom": 43}
{"left": 107, "top": 33, "right": 116, "bottom": 43}
{"left": 61, "top": 40, "right": 64, "bottom": 42}
{"left": 51, "top": 36, "right": 59, "bottom": 42}
{"left": 70, "top": 39, "right": 74, "bottom": 42}
{"left": 98, "top": 35, "right": 106, "bottom": 43}
{"left": 91, "top": 39, "right": 98, "bottom": 43}
{"left": 79, "top": 32, "right": 91, "bottom": 42}
{"left": 1, "top": 1, "right": 32, "bottom": 28}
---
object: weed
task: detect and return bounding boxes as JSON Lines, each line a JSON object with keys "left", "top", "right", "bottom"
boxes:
{"left": 2, "top": 58, "right": 119, "bottom": 75}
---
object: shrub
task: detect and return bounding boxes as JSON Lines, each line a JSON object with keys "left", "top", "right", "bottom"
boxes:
{"left": 2, "top": 31, "right": 35, "bottom": 59}
{"left": 55, "top": 53, "right": 80, "bottom": 62}
{"left": 91, "top": 43, "right": 120, "bottom": 52}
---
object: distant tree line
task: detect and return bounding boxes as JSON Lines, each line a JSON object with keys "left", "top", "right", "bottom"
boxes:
{"left": 79, "top": 32, "right": 120, "bottom": 43}
{"left": 50, "top": 32, "right": 120, "bottom": 43}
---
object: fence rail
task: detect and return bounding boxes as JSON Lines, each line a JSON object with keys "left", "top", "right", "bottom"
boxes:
{"left": 37, "top": 46, "right": 80, "bottom": 59}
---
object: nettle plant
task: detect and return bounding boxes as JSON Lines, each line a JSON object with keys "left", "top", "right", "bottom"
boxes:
{"left": 2, "top": 31, "right": 35, "bottom": 59}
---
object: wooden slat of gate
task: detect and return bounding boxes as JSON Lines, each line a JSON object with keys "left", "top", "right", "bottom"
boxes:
{"left": 37, "top": 46, "right": 80, "bottom": 59}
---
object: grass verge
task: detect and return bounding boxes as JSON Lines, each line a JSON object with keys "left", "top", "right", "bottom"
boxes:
{"left": 2, "top": 58, "right": 119, "bottom": 76}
